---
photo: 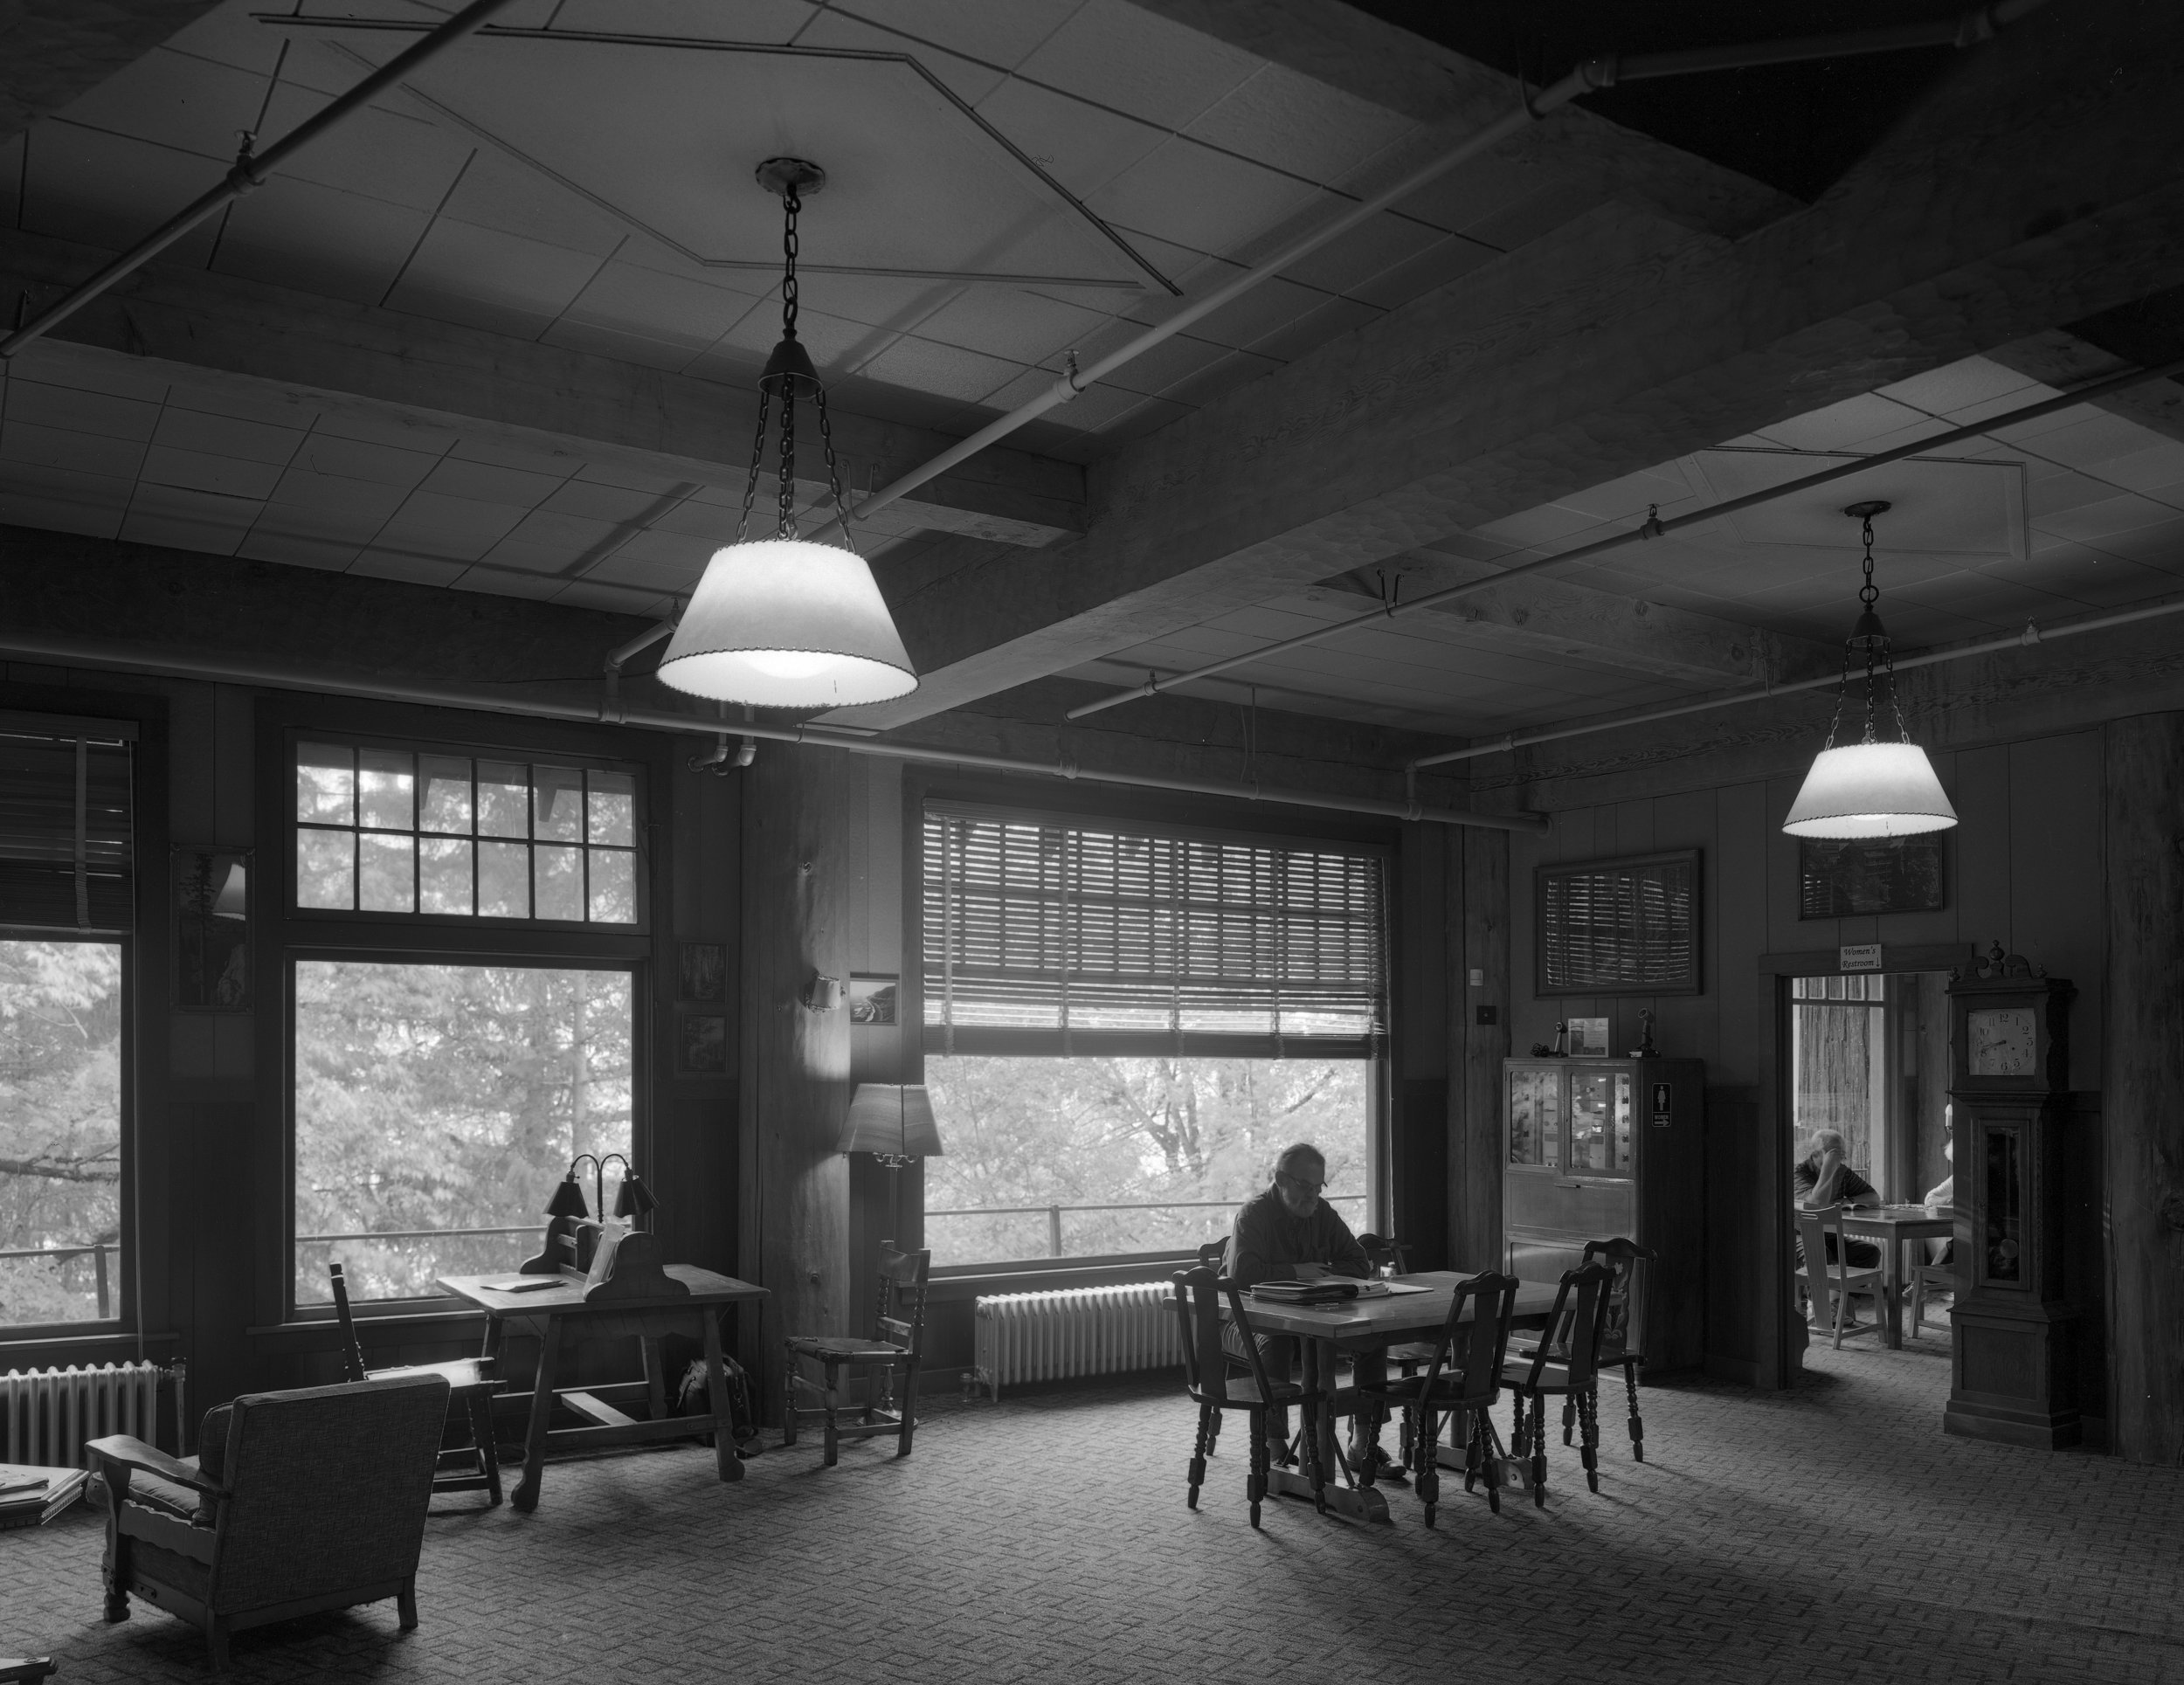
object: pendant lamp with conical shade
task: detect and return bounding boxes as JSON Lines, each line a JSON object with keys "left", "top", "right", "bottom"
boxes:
{"left": 1781, "top": 501, "right": 1958, "bottom": 840}
{"left": 654, "top": 158, "right": 916, "bottom": 710}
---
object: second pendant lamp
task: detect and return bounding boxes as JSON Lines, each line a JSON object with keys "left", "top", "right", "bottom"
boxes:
{"left": 1781, "top": 501, "right": 1958, "bottom": 840}
{"left": 656, "top": 159, "right": 917, "bottom": 710}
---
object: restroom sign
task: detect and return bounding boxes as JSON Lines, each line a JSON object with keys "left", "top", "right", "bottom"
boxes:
{"left": 1650, "top": 1082, "right": 1673, "bottom": 1128}
{"left": 1840, "top": 943, "right": 1883, "bottom": 970}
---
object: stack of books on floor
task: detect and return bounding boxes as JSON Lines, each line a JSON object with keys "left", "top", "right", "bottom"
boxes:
{"left": 0, "top": 1465, "right": 89, "bottom": 1530}
{"left": 1249, "top": 1278, "right": 1392, "bottom": 1303}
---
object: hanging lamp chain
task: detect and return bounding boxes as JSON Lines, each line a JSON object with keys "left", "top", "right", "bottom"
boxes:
{"left": 776, "top": 183, "right": 801, "bottom": 541}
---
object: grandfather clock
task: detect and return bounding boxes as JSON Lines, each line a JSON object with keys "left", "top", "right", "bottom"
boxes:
{"left": 1943, "top": 946, "right": 2079, "bottom": 1448}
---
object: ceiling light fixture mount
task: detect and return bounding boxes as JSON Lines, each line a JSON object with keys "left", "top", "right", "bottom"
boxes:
{"left": 1780, "top": 500, "right": 1959, "bottom": 841}
{"left": 654, "top": 156, "right": 916, "bottom": 709}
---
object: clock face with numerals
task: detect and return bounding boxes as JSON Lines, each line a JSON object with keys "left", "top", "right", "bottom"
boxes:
{"left": 1967, "top": 1006, "right": 2037, "bottom": 1078}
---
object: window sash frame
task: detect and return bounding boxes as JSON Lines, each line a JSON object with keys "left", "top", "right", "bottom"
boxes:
{"left": 281, "top": 943, "right": 647, "bottom": 1319}
{"left": 0, "top": 931, "right": 135, "bottom": 1339}
{"left": 286, "top": 730, "right": 649, "bottom": 935}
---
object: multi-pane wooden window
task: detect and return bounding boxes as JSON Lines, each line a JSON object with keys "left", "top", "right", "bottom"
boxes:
{"left": 294, "top": 741, "right": 641, "bottom": 925}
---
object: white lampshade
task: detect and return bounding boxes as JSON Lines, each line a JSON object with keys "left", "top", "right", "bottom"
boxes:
{"left": 1782, "top": 742, "right": 1959, "bottom": 839}
{"left": 655, "top": 537, "right": 917, "bottom": 708}
{"left": 839, "top": 1083, "right": 944, "bottom": 1158}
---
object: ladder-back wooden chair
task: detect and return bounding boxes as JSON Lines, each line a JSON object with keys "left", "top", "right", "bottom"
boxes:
{"left": 784, "top": 1244, "right": 930, "bottom": 1465}
{"left": 1794, "top": 1205, "right": 1888, "bottom": 1349}
{"left": 1501, "top": 1260, "right": 1613, "bottom": 1504}
{"left": 1171, "top": 1266, "right": 1310, "bottom": 1527}
{"left": 1571, "top": 1237, "right": 1657, "bottom": 1463}
{"left": 329, "top": 1263, "right": 504, "bottom": 1505}
{"left": 1353, "top": 1269, "right": 1519, "bottom": 1525}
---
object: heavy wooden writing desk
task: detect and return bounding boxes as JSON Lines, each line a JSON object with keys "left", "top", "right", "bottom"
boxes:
{"left": 438, "top": 1267, "right": 768, "bottom": 1513}
{"left": 1229, "top": 1272, "right": 1560, "bottom": 1523}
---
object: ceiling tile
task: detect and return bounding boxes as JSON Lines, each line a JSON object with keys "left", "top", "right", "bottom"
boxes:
{"left": 792, "top": 10, "right": 1008, "bottom": 104}
{"left": 1876, "top": 354, "right": 2047, "bottom": 418}
{"left": 432, "top": 144, "right": 630, "bottom": 259}
{"left": 537, "top": 479, "right": 674, "bottom": 524}
{"left": 385, "top": 219, "right": 612, "bottom": 339}
{"left": 247, "top": 495, "right": 390, "bottom": 546}
{"left": 0, "top": 491, "right": 124, "bottom": 542}
{"left": 973, "top": 73, "right": 1168, "bottom": 200}
{"left": 150, "top": 409, "right": 306, "bottom": 466}
{"left": 551, "top": 578, "right": 670, "bottom": 615}
{"left": 457, "top": 567, "right": 565, "bottom": 602}
{"left": 348, "top": 550, "right": 471, "bottom": 588}
{"left": 1089, "top": 139, "right": 1322, "bottom": 258}
{"left": 494, "top": 508, "right": 623, "bottom": 556}
{"left": 267, "top": 468, "right": 410, "bottom": 523}
{"left": 832, "top": 0, "right": 1082, "bottom": 71}
{"left": 51, "top": 43, "right": 269, "bottom": 160}
{"left": 557, "top": 259, "right": 752, "bottom": 348}
{"left": 23, "top": 123, "right": 224, "bottom": 268}
{"left": 2035, "top": 493, "right": 2182, "bottom": 544}
{"left": 1275, "top": 210, "right": 1447, "bottom": 300}
{"left": 166, "top": 383, "right": 321, "bottom": 432}
{"left": 215, "top": 177, "right": 434, "bottom": 307}
{"left": 1185, "top": 62, "right": 1416, "bottom": 183}
{"left": 1753, "top": 393, "right": 1934, "bottom": 452}
{"left": 909, "top": 287, "right": 1111, "bottom": 366}
{"left": 541, "top": 319, "right": 717, "bottom": 375}
{"left": 549, "top": 0, "right": 818, "bottom": 41}
{"left": 120, "top": 484, "right": 256, "bottom": 555}
{"left": 371, "top": 491, "right": 529, "bottom": 562}
{"left": 141, "top": 444, "right": 287, "bottom": 501}
{"left": 3, "top": 381, "right": 162, "bottom": 442}
{"left": 289, "top": 434, "right": 444, "bottom": 489}
{"left": 417, "top": 457, "right": 568, "bottom": 508}
{"left": 236, "top": 529, "right": 363, "bottom": 572}
{"left": 2, "top": 420, "right": 149, "bottom": 481}
{"left": 244, "top": 81, "right": 473, "bottom": 211}
{"left": 1015, "top": 0, "right": 1257, "bottom": 131}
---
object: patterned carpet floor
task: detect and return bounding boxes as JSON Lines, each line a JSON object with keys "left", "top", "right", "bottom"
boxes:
{"left": 4, "top": 1331, "right": 2181, "bottom": 1683}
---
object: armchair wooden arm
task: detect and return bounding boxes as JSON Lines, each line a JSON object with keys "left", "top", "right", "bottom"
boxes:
{"left": 85, "top": 1434, "right": 222, "bottom": 1495}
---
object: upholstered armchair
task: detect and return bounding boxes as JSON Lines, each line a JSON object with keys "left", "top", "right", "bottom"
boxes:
{"left": 86, "top": 1374, "right": 449, "bottom": 1670}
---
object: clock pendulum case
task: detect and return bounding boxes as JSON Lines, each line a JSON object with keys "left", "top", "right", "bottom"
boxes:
{"left": 1943, "top": 948, "right": 2080, "bottom": 1447}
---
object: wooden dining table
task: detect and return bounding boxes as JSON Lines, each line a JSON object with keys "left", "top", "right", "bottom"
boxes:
{"left": 1227, "top": 1271, "right": 1560, "bottom": 1522}
{"left": 1830, "top": 1205, "right": 1955, "bottom": 1349}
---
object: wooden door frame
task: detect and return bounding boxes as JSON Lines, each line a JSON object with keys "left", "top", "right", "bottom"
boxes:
{"left": 1755, "top": 943, "right": 1972, "bottom": 1389}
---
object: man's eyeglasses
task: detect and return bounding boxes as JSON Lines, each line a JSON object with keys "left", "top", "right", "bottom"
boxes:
{"left": 1276, "top": 1171, "right": 1326, "bottom": 1196}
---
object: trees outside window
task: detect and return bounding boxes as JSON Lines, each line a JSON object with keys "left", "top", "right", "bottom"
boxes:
{"left": 0, "top": 940, "right": 124, "bottom": 1328}
{"left": 922, "top": 1055, "right": 1368, "bottom": 1267}
{"left": 292, "top": 960, "right": 632, "bottom": 1305}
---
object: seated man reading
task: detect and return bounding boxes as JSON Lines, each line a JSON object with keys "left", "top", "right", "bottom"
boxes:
{"left": 1220, "top": 1143, "right": 1392, "bottom": 1478}
{"left": 1794, "top": 1128, "right": 1881, "bottom": 1267}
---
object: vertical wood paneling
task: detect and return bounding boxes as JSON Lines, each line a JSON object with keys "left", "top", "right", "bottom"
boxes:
{"left": 1714, "top": 782, "right": 1769, "bottom": 1091}
{"left": 2010, "top": 732, "right": 2105, "bottom": 1092}
{"left": 737, "top": 743, "right": 859, "bottom": 1420}
{"left": 1455, "top": 826, "right": 1508, "bottom": 1271}
{"left": 2101, "top": 715, "right": 2184, "bottom": 1466}
{"left": 1952, "top": 744, "right": 2014, "bottom": 952}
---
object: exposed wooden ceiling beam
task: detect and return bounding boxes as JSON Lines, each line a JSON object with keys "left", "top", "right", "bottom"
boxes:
{"left": 0, "top": 228, "right": 1086, "bottom": 548}
{"left": 1314, "top": 554, "right": 1838, "bottom": 687}
{"left": 843, "top": 6, "right": 2184, "bottom": 729}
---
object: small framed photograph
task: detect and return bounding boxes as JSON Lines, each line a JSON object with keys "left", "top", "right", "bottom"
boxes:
{"left": 678, "top": 1012, "right": 728, "bottom": 1074}
{"left": 175, "top": 847, "right": 251, "bottom": 1012}
{"left": 847, "top": 973, "right": 898, "bottom": 1026}
{"left": 1569, "top": 1016, "right": 1610, "bottom": 1057}
{"left": 678, "top": 942, "right": 726, "bottom": 1002}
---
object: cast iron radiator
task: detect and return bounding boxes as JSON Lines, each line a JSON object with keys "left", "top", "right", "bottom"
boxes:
{"left": 2, "top": 1361, "right": 175, "bottom": 1467}
{"left": 968, "top": 1282, "right": 1180, "bottom": 1401}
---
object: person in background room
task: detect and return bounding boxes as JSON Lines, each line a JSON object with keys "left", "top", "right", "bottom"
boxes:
{"left": 1794, "top": 1128, "right": 1881, "bottom": 1267}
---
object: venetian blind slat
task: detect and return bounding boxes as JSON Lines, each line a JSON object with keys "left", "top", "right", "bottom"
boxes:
{"left": 923, "top": 805, "right": 1385, "bottom": 1048}
{"left": 0, "top": 726, "right": 135, "bottom": 934}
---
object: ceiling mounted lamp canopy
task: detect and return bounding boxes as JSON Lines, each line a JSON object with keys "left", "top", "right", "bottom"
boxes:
{"left": 1781, "top": 501, "right": 1959, "bottom": 841}
{"left": 656, "top": 158, "right": 917, "bottom": 710}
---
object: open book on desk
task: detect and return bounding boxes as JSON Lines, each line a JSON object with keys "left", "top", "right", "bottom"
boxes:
{"left": 1250, "top": 1278, "right": 1395, "bottom": 1303}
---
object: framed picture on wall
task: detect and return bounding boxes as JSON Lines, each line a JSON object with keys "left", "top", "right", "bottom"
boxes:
{"left": 1798, "top": 835, "right": 1946, "bottom": 919}
{"left": 677, "top": 1012, "right": 728, "bottom": 1074}
{"left": 175, "top": 847, "right": 250, "bottom": 1012}
{"left": 848, "top": 973, "right": 898, "bottom": 1026}
{"left": 678, "top": 942, "right": 726, "bottom": 1001}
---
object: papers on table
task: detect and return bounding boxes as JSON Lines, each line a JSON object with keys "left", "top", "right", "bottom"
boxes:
{"left": 1251, "top": 1278, "right": 1393, "bottom": 1304}
{"left": 478, "top": 1274, "right": 563, "bottom": 1293}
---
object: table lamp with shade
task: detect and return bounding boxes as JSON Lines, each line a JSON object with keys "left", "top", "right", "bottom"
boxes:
{"left": 840, "top": 1084, "right": 943, "bottom": 1239}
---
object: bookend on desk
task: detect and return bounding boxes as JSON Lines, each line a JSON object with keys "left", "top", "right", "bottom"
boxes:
{"left": 518, "top": 1215, "right": 689, "bottom": 1302}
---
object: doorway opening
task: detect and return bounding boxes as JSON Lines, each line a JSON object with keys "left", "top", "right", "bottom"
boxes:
{"left": 1788, "top": 970, "right": 1956, "bottom": 1350}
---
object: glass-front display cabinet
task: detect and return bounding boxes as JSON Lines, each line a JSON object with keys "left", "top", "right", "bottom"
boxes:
{"left": 1503, "top": 1055, "right": 1705, "bottom": 1371}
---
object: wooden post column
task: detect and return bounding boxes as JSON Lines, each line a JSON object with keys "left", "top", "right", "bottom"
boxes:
{"left": 737, "top": 742, "right": 860, "bottom": 1424}
{"left": 2103, "top": 714, "right": 2184, "bottom": 1466}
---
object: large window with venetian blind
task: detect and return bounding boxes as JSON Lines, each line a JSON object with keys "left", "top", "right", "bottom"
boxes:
{"left": 0, "top": 714, "right": 134, "bottom": 1332}
{"left": 919, "top": 802, "right": 1387, "bottom": 1268}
